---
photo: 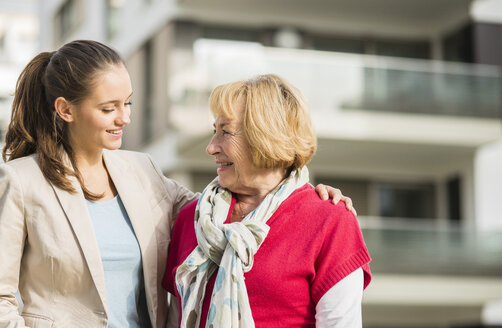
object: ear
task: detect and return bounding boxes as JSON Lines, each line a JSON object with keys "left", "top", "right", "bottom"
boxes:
{"left": 54, "top": 97, "right": 75, "bottom": 123}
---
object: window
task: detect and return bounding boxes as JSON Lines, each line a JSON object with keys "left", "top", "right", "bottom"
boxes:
{"left": 142, "top": 40, "right": 153, "bottom": 144}
{"left": 309, "top": 34, "right": 431, "bottom": 60}
{"left": 310, "top": 35, "right": 365, "bottom": 54}
{"left": 202, "top": 25, "right": 262, "bottom": 43}
{"left": 442, "top": 23, "right": 473, "bottom": 63}
{"left": 377, "top": 182, "right": 436, "bottom": 219}
{"left": 55, "top": 0, "right": 83, "bottom": 42}
{"left": 0, "top": 95, "right": 11, "bottom": 142}
{"left": 0, "top": 32, "right": 5, "bottom": 54}
{"left": 314, "top": 177, "right": 370, "bottom": 216}
{"left": 373, "top": 39, "right": 430, "bottom": 59}
{"left": 106, "top": 0, "right": 125, "bottom": 39}
{"left": 447, "top": 176, "right": 461, "bottom": 222}
{"left": 191, "top": 172, "right": 218, "bottom": 193}
{"left": 314, "top": 176, "right": 437, "bottom": 219}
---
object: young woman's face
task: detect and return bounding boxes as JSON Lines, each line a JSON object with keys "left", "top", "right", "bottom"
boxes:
{"left": 68, "top": 64, "right": 133, "bottom": 154}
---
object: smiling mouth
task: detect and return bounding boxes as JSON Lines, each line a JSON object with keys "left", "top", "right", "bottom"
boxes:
{"left": 218, "top": 162, "right": 233, "bottom": 168}
{"left": 106, "top": 129, "right": 122, "bottom": 135}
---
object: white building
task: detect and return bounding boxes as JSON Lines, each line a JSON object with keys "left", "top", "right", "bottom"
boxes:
{"left": 39, "top": 0, "right": 502, "bottom": 326}
{"left": 0, "top": 0, "right": 39, "bottom": 145}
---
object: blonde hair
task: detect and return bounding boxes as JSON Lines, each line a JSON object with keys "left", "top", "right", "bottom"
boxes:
{"left": 209, "top": 74, "right": 317, "bottom": 169}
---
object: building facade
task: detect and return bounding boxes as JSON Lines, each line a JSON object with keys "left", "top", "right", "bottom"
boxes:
{"left": 0, "top": 0, "right": 39, "bottom": 147}
{"left": 39, "top": 0, "right": 502, "bottom": 326}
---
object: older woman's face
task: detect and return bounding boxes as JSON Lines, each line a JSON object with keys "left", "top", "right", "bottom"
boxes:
{"left": 206, "top": 98, "right": 260, "bottom": 193}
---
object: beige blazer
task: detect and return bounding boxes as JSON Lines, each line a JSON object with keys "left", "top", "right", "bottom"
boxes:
{"left": 0, "top": 150, "right": 198, "bottom": 328}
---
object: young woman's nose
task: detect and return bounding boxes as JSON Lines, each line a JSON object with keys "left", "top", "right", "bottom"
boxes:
{"left": 117, "top": 107, "right": 131, "bottom": 125}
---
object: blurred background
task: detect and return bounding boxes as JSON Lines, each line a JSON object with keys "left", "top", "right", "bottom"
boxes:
{"left": 1, "top": 0, "right": 502, "bottom": 326}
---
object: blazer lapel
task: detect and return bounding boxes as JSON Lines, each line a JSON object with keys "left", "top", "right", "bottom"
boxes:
{"left": 103, "top": 150, "right": 159, "bottom": 322}
{"left": 50, "top": 176, "right": 108, "bottom": 311}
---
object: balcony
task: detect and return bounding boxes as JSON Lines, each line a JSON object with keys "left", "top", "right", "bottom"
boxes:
{"left": 170, "top": 39, "right": 502, "bottom": 121}
{"left": 360, "top": 218, "right": 502, "bottom": 327}
{"left": 346, "top": 64, "right": 501, "bottom": 118}
{"left": 361, "top": 218, "right": 502, "bottom": 277}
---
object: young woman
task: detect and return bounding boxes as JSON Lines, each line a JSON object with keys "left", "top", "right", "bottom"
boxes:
{"left": 0, "top": 41, "right": 351, "bottom": 328}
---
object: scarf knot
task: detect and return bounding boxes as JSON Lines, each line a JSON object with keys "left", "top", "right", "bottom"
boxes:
{"left": 221, "top": 221, "right": 269, "bottom": 272}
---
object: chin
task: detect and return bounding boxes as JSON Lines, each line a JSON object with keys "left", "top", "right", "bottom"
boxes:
{"left": 217, "top": 177, "right": 230, "bottom": 189}
{"left": 104, "top": 141, "right": 122, "bottom": 150}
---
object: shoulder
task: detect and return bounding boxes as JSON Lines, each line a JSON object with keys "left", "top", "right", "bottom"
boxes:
{"left": 104, "top": 149, "right": 152, "bottom": 165}
{"left": 1, "top": 154, "right": 44, "bottom": 183}
{"left": 285, "top": 187, "right": 372, "bottom": 298}
{"left": 2, "top": 153, "right": 40, "bottom": 171}
{"left": 171, "top": 199, "right": 199, "bottom": 240}
{"left": 104, "top": 149, "right": 162, "bottom": 180}
{"left": 284, "top": 184, "right": 358, "bottom": 226}
{"left": 170, "top": 199, "right": 199, "bottom": 256}
{"left": 0, "top": 154, "right": 47, "bottom": 202}
{"left": 176, "top": 199, "right": 199, "bottom": 225}
{"left": 273, "top": 184, "right": 365, "bottom": 247}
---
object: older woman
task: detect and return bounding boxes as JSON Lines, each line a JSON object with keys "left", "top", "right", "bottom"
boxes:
{"left": 163, "top": 74, "right": 371, "bottom": 327}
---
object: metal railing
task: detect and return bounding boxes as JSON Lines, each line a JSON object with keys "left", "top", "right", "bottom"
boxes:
{"left": 360, "top": 217, "right": 502, "bottom": 276}
{"left": 170, "top": 39, "right": 502, "bottom": 119}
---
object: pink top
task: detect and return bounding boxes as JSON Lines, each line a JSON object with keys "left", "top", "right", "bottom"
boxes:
{"left": 163, "top": 184, "right": 371, "bottom": 327}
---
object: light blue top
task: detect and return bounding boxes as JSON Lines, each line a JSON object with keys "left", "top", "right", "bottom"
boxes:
{"left": 86, "top": 195, "right": 143, "bottom": 328}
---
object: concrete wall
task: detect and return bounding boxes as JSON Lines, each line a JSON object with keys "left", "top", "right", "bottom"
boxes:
{"left": 475, "top": 139, "right": 502, "bottom": 231}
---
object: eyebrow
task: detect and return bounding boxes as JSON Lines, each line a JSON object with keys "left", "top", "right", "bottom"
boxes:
{"left": 97, "top": 92, "right": 133, "bottom": 106}
{"left": 213, "top": 122, "right": 229, "bottom": 129}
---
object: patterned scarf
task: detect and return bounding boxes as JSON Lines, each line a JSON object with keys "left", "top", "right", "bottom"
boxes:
{"left": 175, "top": 166, "right": 309, "bottom": 328}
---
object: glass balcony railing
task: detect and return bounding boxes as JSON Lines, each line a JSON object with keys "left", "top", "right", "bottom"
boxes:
{"left": 349, "top": 66, "right": 502, "bottom": 117}
{"left": 360, "top": 218, "right": 502, "bottom": 276}
{"left": 170, "top": 39, "right": 502, "bottom": 118}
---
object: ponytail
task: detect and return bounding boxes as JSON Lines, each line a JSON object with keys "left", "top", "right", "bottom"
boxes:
{"left": 3, "top": 52, "right": 51, "bottom": 160}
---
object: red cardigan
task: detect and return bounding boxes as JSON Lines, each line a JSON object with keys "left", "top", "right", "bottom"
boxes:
{"left": 163, "top": 184, "right": 371, "bottom": 327}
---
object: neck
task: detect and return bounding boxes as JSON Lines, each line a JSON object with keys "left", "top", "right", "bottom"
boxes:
{"left": 232, "top": 168, "right": 288, "bottom": 220}
{"left": 73, "top": 149, "right": 105, "bottom": 172}
{"left": 74, "top": 149, "right": 117, "bottom": 201}
{"left": 68, "top": 131, "right": 105, "bottom": 171}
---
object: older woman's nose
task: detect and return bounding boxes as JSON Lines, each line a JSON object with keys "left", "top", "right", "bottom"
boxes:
{"left": 206, "top": 136, "right": 219, "bottom": 155}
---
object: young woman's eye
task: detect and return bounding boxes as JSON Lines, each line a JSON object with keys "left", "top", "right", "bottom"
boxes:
{"left": 102, "top": 108, "right": 114, "bottom": 113}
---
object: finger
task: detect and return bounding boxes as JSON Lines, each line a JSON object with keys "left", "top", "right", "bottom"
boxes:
{"left": 330, "top": 188, "right": 341, "bottom": 204}
{"left": 315, "top": 184, "right": 329, "bottom": 200}
{"left": 343, "top": 197, "right": 358, "bottom": 216}
{"left": 332, "top": 193, "right": 341, "bottom": 204}
{"left": 343, "top": 196, "right": 353, "bottom": 209}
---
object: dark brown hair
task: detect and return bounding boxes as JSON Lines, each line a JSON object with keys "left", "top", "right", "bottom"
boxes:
{"left": 2, "top": 40, "right": 125, "bottom": 200}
